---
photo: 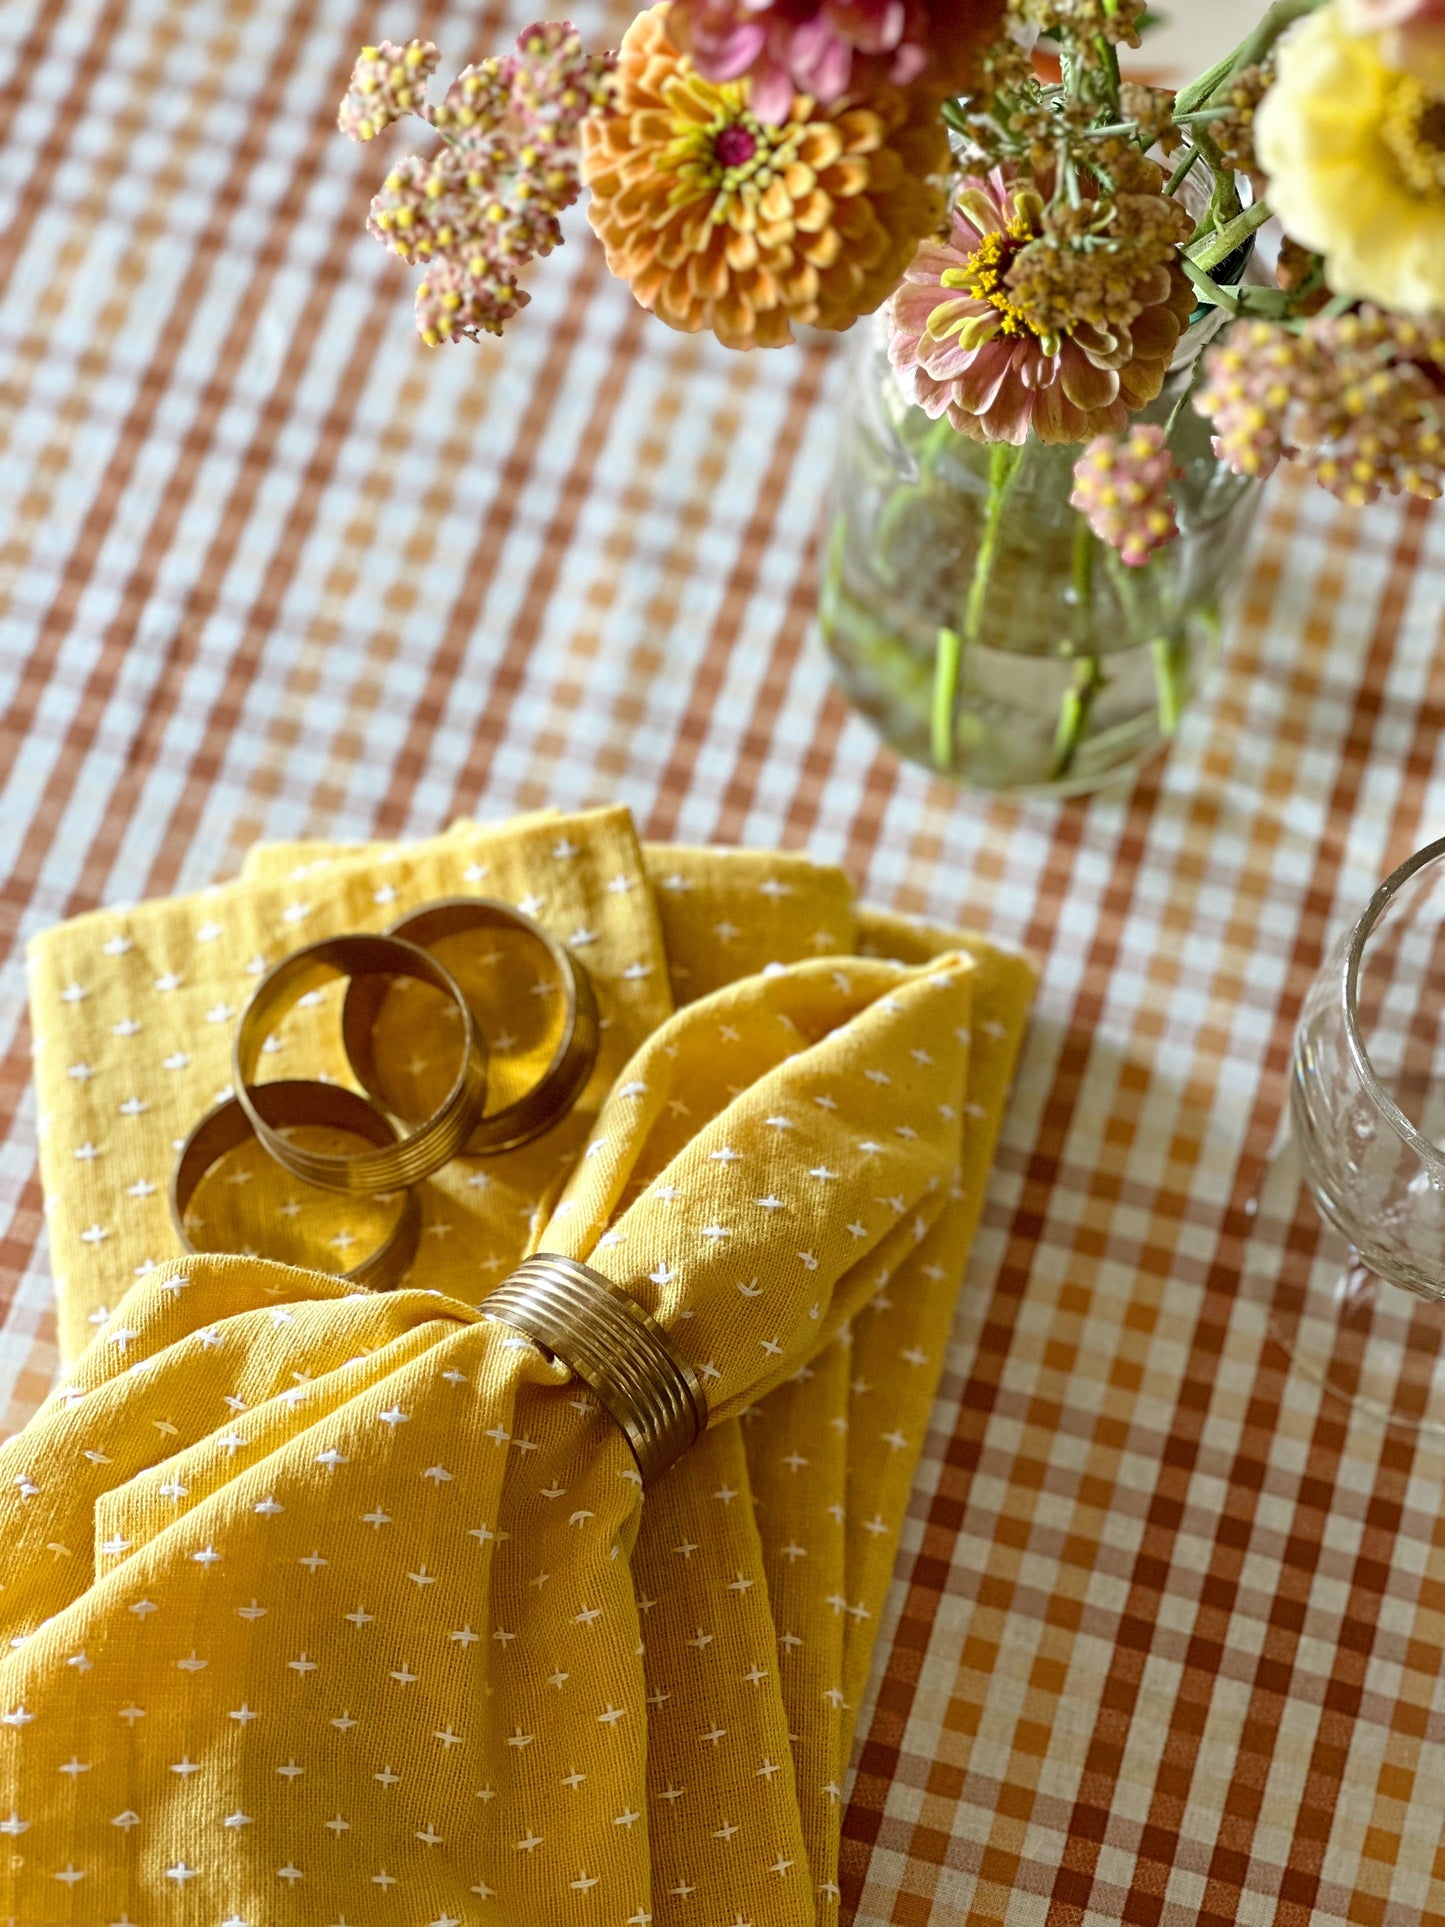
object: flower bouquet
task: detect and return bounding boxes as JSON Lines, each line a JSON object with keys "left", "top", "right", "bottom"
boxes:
{"left": 341, "top": 0, "right": 1445, "bottom": 793}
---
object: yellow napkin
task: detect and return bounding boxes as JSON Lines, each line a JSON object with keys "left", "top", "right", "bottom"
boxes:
{"left": 7, "top": 806, "right": 1034, "bottom": 1923}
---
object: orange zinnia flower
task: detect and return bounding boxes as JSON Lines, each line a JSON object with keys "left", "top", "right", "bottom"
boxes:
{"left": 581, "top": 3, "right": 949, "bottom": 349}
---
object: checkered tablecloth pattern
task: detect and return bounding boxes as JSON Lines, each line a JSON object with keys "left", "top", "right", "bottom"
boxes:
{"left": 7, "top": 3, "right": 1445, "bottom": 1922}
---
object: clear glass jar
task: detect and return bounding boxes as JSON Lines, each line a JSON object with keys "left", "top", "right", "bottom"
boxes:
{"left": 818, "top": 315, "right": 1261, "bottom": 797}
{"left": 1292, "top": 834, "right": 1445, "bottom": 1298}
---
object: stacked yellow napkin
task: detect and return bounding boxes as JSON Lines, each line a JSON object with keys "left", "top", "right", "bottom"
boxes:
{"left": 6, "top": 806, "right": 1033, "bottom": 1923}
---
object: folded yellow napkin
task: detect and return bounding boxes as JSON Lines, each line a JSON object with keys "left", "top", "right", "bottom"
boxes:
{"left": 8, "top": 806, "right": 1033, "bottom": 1923}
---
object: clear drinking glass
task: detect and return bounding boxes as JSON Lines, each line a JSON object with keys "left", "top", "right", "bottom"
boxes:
{"left": 1292, "top": 835, "right": 1445, "bottom": 1297}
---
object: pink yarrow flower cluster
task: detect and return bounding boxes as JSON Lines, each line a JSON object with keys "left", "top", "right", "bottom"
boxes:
{"left": 339, "top": 22, "right": 614, "bottom": 343}
{"left": 1194, "top": 308, "right": 1445, "bottom": 505}
{"left": 338, "top": 39, "right": 441, "bottom": 140}
{"left": 1070, "top": 426, "right": 1180, "bottom": 567}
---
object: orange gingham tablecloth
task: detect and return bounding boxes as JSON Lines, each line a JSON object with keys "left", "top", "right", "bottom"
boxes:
{"left": 6, "top": 3, "right": 1445, "bottom": 1923}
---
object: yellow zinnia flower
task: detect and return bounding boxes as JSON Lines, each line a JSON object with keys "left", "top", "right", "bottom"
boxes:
{"left": 1255, "top": 1, "right": 1445, "bottom": 314}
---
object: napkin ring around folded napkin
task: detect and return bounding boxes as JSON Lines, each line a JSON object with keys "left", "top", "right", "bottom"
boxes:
{"left": 234, "top": 935, "right": 488, "bottom": 1193}
{"left": 341, "top": 898, "right": 599, "bottom": 1155}
{"left": 171, "top": 1080, "right": 423, "bottom": 1291}
{"left": 480, "top": 1253, "right": 707, "bottom": 1484}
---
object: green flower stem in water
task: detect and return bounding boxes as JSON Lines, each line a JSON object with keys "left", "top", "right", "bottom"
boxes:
{"left": 1150, "top": 635, "right": 1191, "bottom": 737}
{"left": 1053, "top": 656, "right": 1106, "bottom": 779}
{"left": 1052, "top": 518, "right": 1105, "bottom": 780}
{"left": 931, "top": 625, "right": 964, "bottom": 771}
{"left": 931, "top": 441, "right": 1025, "bottom": 770}
{"left": 1101, "top": 544, "right": 1189, "bottom": 741}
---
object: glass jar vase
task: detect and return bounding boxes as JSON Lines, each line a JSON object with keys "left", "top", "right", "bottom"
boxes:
{"left": 818, "top": 316, "right": 1261, "bottom": 797}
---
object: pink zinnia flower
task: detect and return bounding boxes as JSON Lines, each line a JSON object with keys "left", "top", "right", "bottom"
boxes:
{"left": 886, "top": 167, "right": 1194, "bottom": 446}
{"left": 668, "top": 0, "right": 1003, "bottom": 121}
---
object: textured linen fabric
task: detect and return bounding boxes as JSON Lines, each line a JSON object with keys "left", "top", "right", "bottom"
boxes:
{"left": 4, "top": 804, "right": 1034, "bottom": 1922}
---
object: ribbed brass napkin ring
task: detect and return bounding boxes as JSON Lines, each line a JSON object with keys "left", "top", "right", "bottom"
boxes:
{"left": 171, "top": 1080, "right": 422, "bottom": 1290}
{"left": 479, "top": 1253, "right": 707, "bottom": 1483}
{"left": 235, "top": 935, "right": 488, "bottom": 1193}
{"left": 342, "top": 898, "right": 599, "bottom": 1154}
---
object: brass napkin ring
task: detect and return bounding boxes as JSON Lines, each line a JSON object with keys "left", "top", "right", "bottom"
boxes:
{"left": 342, "top": 898, "right": 599, "bottom": 1154}
{"left": 171, "top": 1080, "right": 422, "bottom": 1291}
{"left": 479, "top": 1252, "right": 707, "bottom": 1483}
{"left": 235, "top": 935, "right": 487, "bottom": 1193}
